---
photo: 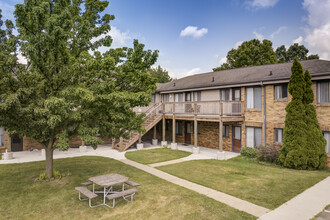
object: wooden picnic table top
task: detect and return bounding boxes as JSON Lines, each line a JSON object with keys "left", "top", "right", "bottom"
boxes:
{"left": 89, "top": 173, "right": 129, "bottom": 187}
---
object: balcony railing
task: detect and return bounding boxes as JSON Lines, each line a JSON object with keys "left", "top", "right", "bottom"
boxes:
{"left": 163, "top": 101, "right": 244, "bottom": 117}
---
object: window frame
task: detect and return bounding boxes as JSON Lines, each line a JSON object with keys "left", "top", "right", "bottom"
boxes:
{"left": 246, "top": 126, "right": 262, "bottom": 148}
{"left": 317, "top": 81, "right": 330, "bottom": 104}
{"left": 193, "top": 91, "right": 201, "bottom": 102}
{"left": 274, "top": 84, "right": 288, "bottom": 100}
{"left": 274, "top": 128, "right": 283, "bottom": 143}
{"left": 220, "top": 89, "right": 231, "bottom": 101}
{"left": 0, "top": 127, "right": 5, "bottom": 147}
{"left": 174, "top": 93, "right": 183, "bottom": 102}
{"left": 323, "top": 131, "right": 330, "bottom": 154}
{"left": 223, "top": 125, "right": 229, "bottom": 137}
{"left": 246, "top": 87, "right": 262, "bottom": 109}
{"left": 162, "top": 94, "right": 169, "bottom": 103}
{"left": 175, "top": 121, "right": 183, "bottom": 135}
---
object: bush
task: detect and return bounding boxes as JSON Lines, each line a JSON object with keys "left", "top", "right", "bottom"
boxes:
{"left": 37, "top": 169, "right": 71, "bottom": 182}
{"left": 256, "top": 144, "right": 281, "bottom": 163}
{"left": 240, "top": 146, "right": 257, "bottom": 158}
{"left": 0, "top": 153, "right": 2, "bottom": 160}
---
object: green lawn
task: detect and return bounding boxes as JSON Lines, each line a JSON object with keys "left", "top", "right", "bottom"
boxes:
{"left": 157, "top": 156, "right": 330, "bottom": 210}
{"left": 0, "top": 156, "right": 254, "bottom": 220}
{"left": 125, "top": 148, "right": 191, "bottom": 164}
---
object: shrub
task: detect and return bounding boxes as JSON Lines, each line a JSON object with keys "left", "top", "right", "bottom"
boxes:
{"left": 37, "top": 169, "right": 68, "bottom": 181}
{"left": 240, "top": 146, "right": 257, "bottom": 158}
{"left": 0, "top": 153, "right": 2, "bottom": 160}
{"left": 256, "top": 144, "right": 281, "bottom": 163}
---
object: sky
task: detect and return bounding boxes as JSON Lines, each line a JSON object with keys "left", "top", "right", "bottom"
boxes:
{"left": 1, "top": 0, "right": 330, "bottom": 79}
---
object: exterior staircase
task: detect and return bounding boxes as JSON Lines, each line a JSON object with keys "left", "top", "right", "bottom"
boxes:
{"left": 113, "top": 103, "right": 163, "bottom": 152}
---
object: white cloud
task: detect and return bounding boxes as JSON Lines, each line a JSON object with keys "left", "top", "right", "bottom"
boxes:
{"left": 92, "top": 26, "right": 131, "bottom": 49}
{"left": 183, "top": 68, "right": 202, "bottom": 76}
{"left": 303, "top": 0, "right": 330, "bottom": 59}
{"left": 17, "top": 54, "right": 27, "bottom": 65}
{"left": 292, "top": 36, "right": 303, "bottom": 45}
{"left": 219, "top": 57, "right": 227, "bottom": 65}
{"left": 270, "top": 26, "right": 287, "bottom": 39}
{"left": 234, "top": 41, "right": 244, "bottom": 49}
{"left": 245, "top": 0, "right": 280, "bottom": 9}
{"left": 253, "top": 31, "right": 264, "bottom": 40}
{"left": 180, "top": 26, "right": 208, "bottom": 39}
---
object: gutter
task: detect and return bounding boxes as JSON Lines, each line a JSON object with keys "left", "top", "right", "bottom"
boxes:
{"left": 262, "top": 81, "right": 267, "bottom": 146}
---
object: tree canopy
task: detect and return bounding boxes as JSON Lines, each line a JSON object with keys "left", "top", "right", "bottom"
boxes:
{"left": 276, "top": 43, "right": 319, "bottom": 62}
{"left": 213, "top": 39, "right": 319, "bottom": 71}
{"left": 0, "top": 1, "right": 158, "bottom": 178}
{"left": 149, "top": 65, "right": 172, "bottom": 83}
{"left": 213, "top": 39, "right": 277, "bottom": 71}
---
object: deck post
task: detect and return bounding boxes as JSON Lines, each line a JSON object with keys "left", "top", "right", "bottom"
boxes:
{"left": 219, "top": 118, "right": 223, "bottom": 151}
{"left": 119, "top": 137, "right": 123, "bottom": 149}
{"left": 138, "top": 133, "right": 142, "bottom": 144}
{"left": 172, "top": 116, "right": 176, "bottom": 143}
{"left": 194, "top": 117, "right": 197, "bottom": 146}
{"left": 162, "top": 116, "right": 166, "bottom": 141}
{"left": 153, "top": 126, "right": 157, "bottom": 139}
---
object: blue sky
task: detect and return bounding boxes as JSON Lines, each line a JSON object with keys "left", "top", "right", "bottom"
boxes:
{"left": 1, "top": 0, "right": 330, "bottom": 79}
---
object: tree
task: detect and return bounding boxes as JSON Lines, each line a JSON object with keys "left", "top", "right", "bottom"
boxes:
{"left": 279, "top": 58, "right": 307, "bottom": 169}
{"left": 149, "top": 65, "right": 172, "bottom": 83}
{"left": 279, "top": 58, "right": 326, "bottom": 169}
{"left": 0, "top": 1, "right": 158, "bottom": 178}
{"left": 275, "top": 43, "right": 319, "bottom": 62}
{"left": 302, "top": 70, "right": 327, "bottom": 169}
{"left": 213, "top": 39, "right": 277, "bottom": 71}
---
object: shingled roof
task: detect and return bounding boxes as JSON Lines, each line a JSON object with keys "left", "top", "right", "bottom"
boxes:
{"left": 156, "top": 59, "right": 330, "bottom": 93}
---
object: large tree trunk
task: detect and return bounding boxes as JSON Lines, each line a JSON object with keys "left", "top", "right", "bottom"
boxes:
{"left": 45, "top": 146, "right": 54, "bottom": 179}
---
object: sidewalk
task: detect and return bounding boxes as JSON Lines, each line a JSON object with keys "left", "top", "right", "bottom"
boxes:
{"left": 259, "top": 176, "right": 330, "bottom": 220}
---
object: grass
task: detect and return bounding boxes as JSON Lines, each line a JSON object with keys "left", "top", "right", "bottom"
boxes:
{"left": 0, "top": 156, "right": 255, "bottom": 220}
{"left": 125, "top": 148, "right": 191, "bottom": 164}
{"left": 157, "top": 156, "right": 330, "bottom": 210}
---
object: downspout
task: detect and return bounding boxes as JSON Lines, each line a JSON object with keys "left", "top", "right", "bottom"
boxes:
{"left": 261, "top": 81, "right": 267, "bottom": 146}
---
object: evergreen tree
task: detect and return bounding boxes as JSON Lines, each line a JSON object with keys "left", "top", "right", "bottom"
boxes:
{"left": 279, "top": 58, "right": 308, "bottom": 169}
{"left": 303, "top": 70, "right": 327, "bottom": 169}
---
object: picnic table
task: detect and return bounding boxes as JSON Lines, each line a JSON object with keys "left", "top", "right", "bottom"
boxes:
{"left": 89, "top": 173, "right": 129, "bottom": 207}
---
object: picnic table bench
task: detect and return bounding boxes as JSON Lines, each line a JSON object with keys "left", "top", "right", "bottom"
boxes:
{"left": 75, "top": 174, "right": 140, "bottom": 208}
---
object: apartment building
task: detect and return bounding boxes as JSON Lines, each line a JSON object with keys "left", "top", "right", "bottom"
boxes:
{"left": 140, "top": 59, "right": 330, "bottom": 165}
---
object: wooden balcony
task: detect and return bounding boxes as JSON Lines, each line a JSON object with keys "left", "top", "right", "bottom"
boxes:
{"left": 163, "top": 101, "right": 245, "bottom": 122}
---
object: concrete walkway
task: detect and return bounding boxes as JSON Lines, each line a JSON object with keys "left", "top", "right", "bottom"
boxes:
{"left": 122, "top": 159, "right": 270, "bottom": 217}
{"left": 259, "top": 176, "right": 330, "bottom": 220}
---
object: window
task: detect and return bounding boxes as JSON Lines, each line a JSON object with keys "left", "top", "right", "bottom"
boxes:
{"left": 275, "top": 128, "right": 283, "bottom": 143}
{"left": 163, "top": 94, "right": 169, "bottom": 102}
{"left": 317, "top": 81, "right": 330, "bottom": 103}
{"left": 197, "top": 122, "right": 200, "bottom": 134}
{"left": 151, "top": 94, "right": 155, "bottom": 102}
{"left": 185, "top": 92, "right": 191, "bottom": 102}
{"left": 234, "top": 126, "right": 241, "bottom": 140}
{"left": 186, "top": 122, "right": 191, "bottom": 134}
{"left": 223, "top": 125, "right": 229, "bottom": 137}
{"left": 221, "top": 89, "right": 230, "bottom": 101}
{"left": 0, "top": 127, "right": 4, "bottom": 146}
{"left": 174, "top": 93, "right": 183, "bottom": 102}
{"left": 274, "top": 84, "right": 288, "bottom": 99}
{"left": 246, "top": 127, "right": 262, "bottom": 147}
{"left": 175, "top": 121, "right": 183, "bottom": 135}
{"left": 193, "top": 91, "right": 201, "bottom": 101}
{"left": 323, "top": 132, "right": 330, "bottom": 154}
{"left": 233, "top": 88, "right": 241, "bottom": 101}
{"left": 246, "top": 87, "right": 262, "bottom": 109}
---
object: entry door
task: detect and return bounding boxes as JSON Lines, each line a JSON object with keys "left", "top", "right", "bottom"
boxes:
{"left": 11, "top": 135, "right": 23, "bottom": 152}
{"left": 185, "top": 122, "right": 192, "bottom": 144}
{"left": 232, "top": 126, "right": 241, "bottom": 152}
